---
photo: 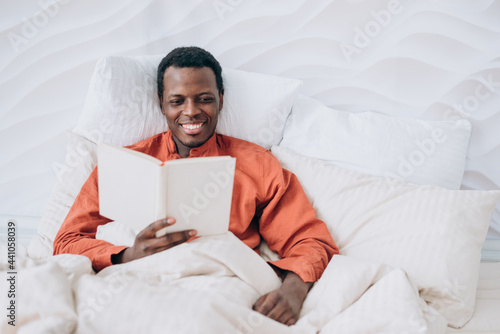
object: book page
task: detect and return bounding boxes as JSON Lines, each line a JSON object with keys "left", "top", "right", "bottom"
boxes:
{"left": 98, "top": 144, "right": 162, "bottom": 233}
{"left": 156, "top": 156, "right": 236, "bottom": 237}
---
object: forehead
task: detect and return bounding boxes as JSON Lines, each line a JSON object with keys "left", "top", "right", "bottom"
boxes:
{"left": 162, "top": 66, "right": 218, "bottom": 95}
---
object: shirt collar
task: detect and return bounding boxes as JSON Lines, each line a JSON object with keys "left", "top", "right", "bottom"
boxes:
{"left": 164, "top": 130, "right": 219, "bottom": 158}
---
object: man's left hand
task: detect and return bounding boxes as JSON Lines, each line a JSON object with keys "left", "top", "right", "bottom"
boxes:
{"left": 253, "top": 271, "right": 312, "bottom": 326}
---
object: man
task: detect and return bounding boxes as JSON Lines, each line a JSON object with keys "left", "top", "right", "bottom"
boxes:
{"left": 54, "top": 46, "right": 338, "bottom": 326}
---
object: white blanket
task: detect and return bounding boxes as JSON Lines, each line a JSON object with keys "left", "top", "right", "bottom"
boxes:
{"left": 1, "top": 230, "right": 447, "bottom": 333}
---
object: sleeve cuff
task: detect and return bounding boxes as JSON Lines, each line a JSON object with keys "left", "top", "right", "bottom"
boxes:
{"left": 268, "top": 256, "right": 323, "bottom": 283}
{"left": 92, "top": 245, "right": 128, "bottom": 272}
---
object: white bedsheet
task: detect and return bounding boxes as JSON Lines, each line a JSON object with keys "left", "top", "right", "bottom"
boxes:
{"left": 1, "top": 231, "right": 448, "bottom": 334}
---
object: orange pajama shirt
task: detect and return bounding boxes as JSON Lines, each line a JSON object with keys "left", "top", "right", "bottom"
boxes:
{"left": 53, "top": 130, "right": 338, "bottom": 282}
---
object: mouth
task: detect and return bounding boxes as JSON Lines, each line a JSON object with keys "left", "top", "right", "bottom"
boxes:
{"left": 180, "top": 122, "right": 205, "bottom": 135}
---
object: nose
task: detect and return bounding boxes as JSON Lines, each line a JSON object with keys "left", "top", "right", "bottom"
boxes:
{"left": 183, "top": 99, "right": 201, "bottom": 117}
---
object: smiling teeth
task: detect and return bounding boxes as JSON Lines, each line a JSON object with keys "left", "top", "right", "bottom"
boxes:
{"left": 183, "top": 123, "right": 202, "bottom": 130}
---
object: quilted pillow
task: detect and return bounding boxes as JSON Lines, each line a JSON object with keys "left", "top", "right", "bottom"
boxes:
{"left": 73, "top": 55, "right": 302, "bottom": 149}
{"left": 279, "top": 95, "right": 472, "bottom": 189}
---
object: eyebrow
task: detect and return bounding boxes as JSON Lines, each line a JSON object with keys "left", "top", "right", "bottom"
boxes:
{"left": 167, "top": 92, "right": 214, "bottom": 98}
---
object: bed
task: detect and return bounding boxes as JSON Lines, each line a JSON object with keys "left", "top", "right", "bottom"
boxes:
{"left": 1, "top": 1, "right": 500, "bottom": 333}
{"left": 0, "top": 54, "right": 497, "bottom": 333}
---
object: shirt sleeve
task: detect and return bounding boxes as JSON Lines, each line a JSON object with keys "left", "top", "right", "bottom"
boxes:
{"left": 53, "top": 167, "right": 128, "bottom": 272}
{"left": 257, "top": 153, "right": 339, "bottom": 283}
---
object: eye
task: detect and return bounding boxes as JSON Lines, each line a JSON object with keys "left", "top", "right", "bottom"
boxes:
{"left": 199, "top": 97, "right": 214, "bottom": 103}
{"left": 169, "top": 99, "right": 183, "bottom": 105}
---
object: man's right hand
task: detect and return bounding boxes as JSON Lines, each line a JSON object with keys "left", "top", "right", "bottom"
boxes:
{"left": 112, "top": 218, "right": 197, "bottom": 264}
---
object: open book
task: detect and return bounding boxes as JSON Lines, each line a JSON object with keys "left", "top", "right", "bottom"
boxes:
{"left": 97, "top": 143, "right": 236, "bottom": 237}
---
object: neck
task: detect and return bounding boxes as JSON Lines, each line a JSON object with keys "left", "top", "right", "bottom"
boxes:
{"left": 171, "top": 135, "right": 190, "bottom": 158}
{"left": 177, "top": 148, "right": 190, "bottom": 158}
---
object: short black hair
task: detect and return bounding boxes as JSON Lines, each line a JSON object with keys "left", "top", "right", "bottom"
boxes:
{"left": 157, "top": 46, "right": 223, "bottom": 100}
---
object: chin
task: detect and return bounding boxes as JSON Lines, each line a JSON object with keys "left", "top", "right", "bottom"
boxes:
{"left": 184, "top": 139, "right": 205, "bottom": 148}
{"left": 180, "top": 133, "right": 210, "bottom": 148}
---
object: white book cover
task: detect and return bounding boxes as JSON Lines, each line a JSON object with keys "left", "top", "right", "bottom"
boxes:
{"left": 97, "top": 143, "right": 236, "bottom": 237}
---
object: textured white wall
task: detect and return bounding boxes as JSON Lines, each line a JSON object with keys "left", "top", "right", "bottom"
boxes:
{"left": 1, "top": 0, "right": 499, "bottom": 237}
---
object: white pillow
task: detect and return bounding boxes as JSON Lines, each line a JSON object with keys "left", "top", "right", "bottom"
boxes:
{"left": 73, "top": 55, "right": 302, "bottom": 149}
{"left": 279, "top": 95, "right": 472, "bottom": 189}
{"left": 28, "top": 131, "right": 97, "bottom": 259}
{"left": 271, "top": 145, "right": 500, "bottom": 328}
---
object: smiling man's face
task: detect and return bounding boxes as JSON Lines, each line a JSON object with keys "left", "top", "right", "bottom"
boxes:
{"left": 160, "top": 66, "right": 223, "bottom": 157}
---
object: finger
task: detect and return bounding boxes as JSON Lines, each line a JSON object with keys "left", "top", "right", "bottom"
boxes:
{"left": 284, "top": 315, "right": 297, "bottom": 326}
{"left": 137, "top": 230, "right": 195, "bottom": 256}
{"left": 253, "top": 294, "right": 268, "bottom": 311}
{"left": 151, "top": 229, "right": 197, "bottom": 250}
{"left": 138, "top": 218, "right": 175, "bottom": 239}
{"left": 280, "top": 310, "right": 298, "bottom": 326}
{"left": 164, "top": 229, "right": 197, "bottom": 246}
{"left": 136, "top": 238, "right": 163, "bottom": 256}
{"left": 267, "top": 301, "right": 288, "bottom": 322}
{"left": 252, "top": 295, "right": 266, "bottom": 311}
{"left": 253, "top": 293, "right": 279, "bottom": 316}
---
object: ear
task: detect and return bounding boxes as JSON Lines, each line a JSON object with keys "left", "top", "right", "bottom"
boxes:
{"left": 218, "top": 88, "right": 224, "bottom": 111}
